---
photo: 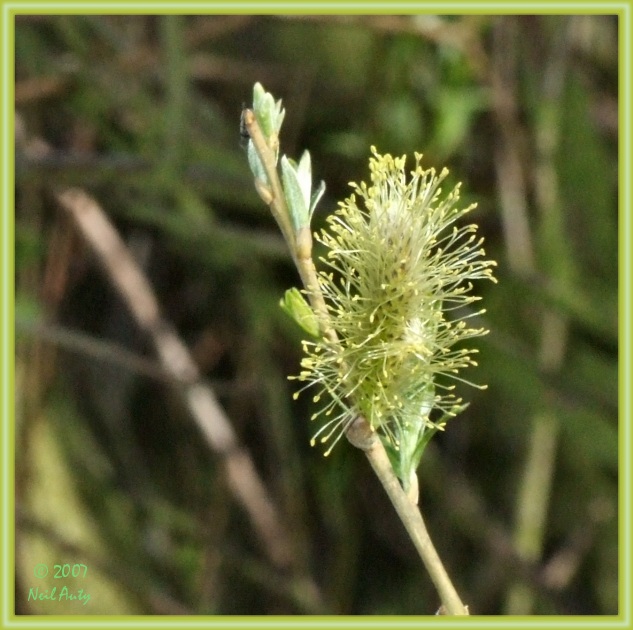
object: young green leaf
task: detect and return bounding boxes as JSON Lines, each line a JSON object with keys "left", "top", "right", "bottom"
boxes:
{"left": 280, "top": 288, "right": 320, "bottom": 337}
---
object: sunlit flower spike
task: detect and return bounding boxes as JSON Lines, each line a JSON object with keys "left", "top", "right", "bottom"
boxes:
{"left": 291, "top": 147, "right": 497, "bottom": 493}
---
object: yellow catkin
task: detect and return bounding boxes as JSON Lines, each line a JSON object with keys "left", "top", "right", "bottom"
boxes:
{"left": 294, "top": 148, "right": 497, "bottom": 486}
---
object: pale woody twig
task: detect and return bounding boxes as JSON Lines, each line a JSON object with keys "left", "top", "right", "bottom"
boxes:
{"left": 244, "top": 110, "right": 469, "bottom": 616}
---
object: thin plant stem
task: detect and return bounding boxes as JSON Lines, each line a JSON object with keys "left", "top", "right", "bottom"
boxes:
{"left": 242, "top": 109, "right": 295, "bottom": 254}
{"left": 244, "top": 109, "right": 469, "bottom": 616}
{"left": 347, "top": 419, "right": 469, "bottom": 615}
{"left": 492, "top": 17, "right": 572, "bottom": 614}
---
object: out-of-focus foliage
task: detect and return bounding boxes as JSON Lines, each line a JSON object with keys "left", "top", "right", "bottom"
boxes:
{"left": 15, "top": 14, "right": 618, "bottom": 615}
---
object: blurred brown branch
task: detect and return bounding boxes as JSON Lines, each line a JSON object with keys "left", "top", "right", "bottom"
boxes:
{"left": 55, "top": 187, "right": 323, "bottom": 611}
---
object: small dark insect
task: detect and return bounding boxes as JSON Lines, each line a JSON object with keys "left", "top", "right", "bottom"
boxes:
{"left": 239, "top": 104, "right": 250, "bottom": 147}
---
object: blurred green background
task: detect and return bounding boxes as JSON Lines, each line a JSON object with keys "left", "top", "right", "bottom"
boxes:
{"left": 14, "top": 14, "right": 618, "bottom": 615}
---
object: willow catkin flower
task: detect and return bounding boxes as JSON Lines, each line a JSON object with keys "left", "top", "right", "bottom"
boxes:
{"left": 292, "top": 147, "right": 496, "bottom": 487}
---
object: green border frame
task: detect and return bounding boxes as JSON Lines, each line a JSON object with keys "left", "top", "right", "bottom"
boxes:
{"left": 2, "top": 2, "right": 630, "bottom": 629}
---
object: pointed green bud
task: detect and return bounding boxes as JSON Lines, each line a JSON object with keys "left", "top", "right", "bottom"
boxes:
{"left": 281, "top": 151, "right": 325, "bottom": 231}
{"left": 280, "top": 288, "right": 320, "bottom": 337}
{"left": 247, "top": 141, "right": 268, "bottom": 184}
{"left": 252, "top": 82, "right": 285, "bottom": 142}
{"left": 310, "top": 180, "right": 326, "bottom": 218}
{"left": 281, "top": 155, "right": 309, "bottom": 231}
